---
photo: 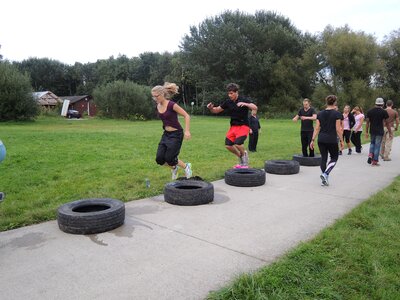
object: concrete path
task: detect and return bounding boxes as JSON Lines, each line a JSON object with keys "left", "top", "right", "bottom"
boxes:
{"left": 1, "top": 138, "right": 399, "bottom": 300}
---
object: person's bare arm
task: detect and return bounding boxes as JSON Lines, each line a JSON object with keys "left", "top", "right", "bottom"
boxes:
{"left": 207, "top": 102, "right": 224, "bottom": 114}
{"left": 310, "top": 119, "right": 320, "bottom": 150}
{"left": 336, "top": 119, "right": 344, "bottom": 150}
{"left": 365, "top": 118, "right": 370, "bottom": 138}
{"left": 237, "top": 102, "right": 257, "bottom": 111}
{"left": 173, "top": 104, "right": 191, "bottom": 140}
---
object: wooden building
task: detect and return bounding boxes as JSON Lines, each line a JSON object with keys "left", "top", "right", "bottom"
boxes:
{"left": 32, "top": 91, "right": 62, "bottom": 108}
{"left": 59, "top": 95, "right": 97, "bottom": 117}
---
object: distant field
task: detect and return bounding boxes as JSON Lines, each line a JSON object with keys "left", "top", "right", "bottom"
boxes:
{"left": 0, "top": 115, "right": 314, "bottom": 231}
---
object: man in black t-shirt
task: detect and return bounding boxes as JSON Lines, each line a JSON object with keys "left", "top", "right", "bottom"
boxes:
{"left": 365, "top": 98, "right": 392, "bottom": 166}
{"left": 292, "top": 98, "right": 317, "bottom": 157}
{"left": 207, "top": 83, "right": 258, "bottom": 168}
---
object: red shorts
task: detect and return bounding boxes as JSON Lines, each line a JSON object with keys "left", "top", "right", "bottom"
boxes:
{"left": 225, "top": 125, "right": 250, "bottom": 145}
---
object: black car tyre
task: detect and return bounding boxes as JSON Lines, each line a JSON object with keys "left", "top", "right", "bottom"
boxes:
{"left": 292, "top": 154, "right": 321, "bottom": 166}
{"left": 265, "top": 160, "right": 300, "bottom": 175}
{"left": 164, "top": 180, "right": 214, "bottom": 206}
{"left": 57, "top": 198, "right": 125, "bottom": 234}
{"left": 224, "top": 168, "right": 266, "bottom": 187}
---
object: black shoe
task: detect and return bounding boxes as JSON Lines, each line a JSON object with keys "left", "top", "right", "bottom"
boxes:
{"left": 348, "top": 149, "right": 352, "bottom": 155}
{"left": 339, "top": 151, "right": 342, "bottom": 155}
{"left": 367, "top": 157, "right": 372, "bottom": 164}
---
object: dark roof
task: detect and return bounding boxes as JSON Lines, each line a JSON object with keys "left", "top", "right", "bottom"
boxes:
{"left": 60, "top": 95, "right": 91, "bottom": 104}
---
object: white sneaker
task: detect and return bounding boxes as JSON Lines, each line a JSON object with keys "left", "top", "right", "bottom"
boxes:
{"left": 242, "top": 151, "right": 249, "bottom": 166}
{"left": 184, "top": 163, "right": 192, "bottom": 179}
{"left": 320, "top": 173, "right": 329, "bottom": 186}
{"left": 171, "top": 166, "right": 179, "bottom": 180}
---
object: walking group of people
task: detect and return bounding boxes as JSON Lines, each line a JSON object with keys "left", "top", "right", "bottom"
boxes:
{"left": 294, "top": 96, "right": 398, "bottom": 186}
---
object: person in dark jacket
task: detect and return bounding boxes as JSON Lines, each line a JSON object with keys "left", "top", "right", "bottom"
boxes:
{"left": 248, "top": 109, "right": 261, "bottom": 152}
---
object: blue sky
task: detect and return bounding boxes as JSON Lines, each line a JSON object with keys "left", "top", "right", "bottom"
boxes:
{"left": 1, "top": 0, "right": 399, "bottom": 65}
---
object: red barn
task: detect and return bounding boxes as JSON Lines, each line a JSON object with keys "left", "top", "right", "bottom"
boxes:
{"left": 60, "top": 95, "right": 97, "bottom": 117}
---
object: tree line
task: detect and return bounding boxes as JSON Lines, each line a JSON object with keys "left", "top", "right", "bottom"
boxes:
{"left": 1, "top": 10, "right": 400, "bottom": 121}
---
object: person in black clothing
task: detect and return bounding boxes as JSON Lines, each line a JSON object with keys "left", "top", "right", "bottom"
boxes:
{"left": 207, "top": 83, "right": 258, "bottom": 168}
{"left": 248, "top": 109, "right": 261, "bottom": 152}
{"left": 310, "top": 95, "right": 344, "bottom": 186}
{"left": 292, "top": 98, "right": 317, "bottom": 157}
{"left": 365, "top": 97, "right": 392, "bottom": 166}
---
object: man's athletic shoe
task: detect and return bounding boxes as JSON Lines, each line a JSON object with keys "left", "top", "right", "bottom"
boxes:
{"left": 184, "top": 163, "right": 192, "bottom": 178}
{"left": 233, "top": 164, "right": 249, "bottom": 169}
{"left": 367, "top": 155, "right": 372, "bottom": 164}
{"left": 242, "top": 150, "right": 249, "bottom": 166}
{"left": 320, "top": 173, "right": 329, "bottom": 186}
{"left": 0, "top": 192, "right": 5, "bottom": 202}
{"left": 171, "top": 166, "right": 179, "bottom": 180}
{"left": 371, "top": 161, "right": 380, "bottom": 166}
{"left": 348, "top": 149, "right": 352, "bottom": 155}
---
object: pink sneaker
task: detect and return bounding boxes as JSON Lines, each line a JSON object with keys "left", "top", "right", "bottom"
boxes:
{"left": 233, "top": 164, "right": 249, "bottom": 169}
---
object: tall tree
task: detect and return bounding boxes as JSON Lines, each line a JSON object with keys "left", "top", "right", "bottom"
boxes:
{"left": 15, "top": 58, "right": 70, "bottom": 95}
{"left": 0, "top": 62, "right": 38, "bottom": 120}
{"left": 379, "top": 29, "right": 400, "bottom": 99}
{"left": 313, "top": 25, "right": 379, "bottom": 108}
{"left": 180, "top": 10, "right": 315, "bottom": 109}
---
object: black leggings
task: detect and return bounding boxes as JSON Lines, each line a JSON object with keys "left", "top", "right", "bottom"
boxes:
{"left": 301, "top": 131, "right": 314, "bottom": 157}
{"left": 155, "top": 130, "right": 183, "bottom": 166}
{"left": 318, "top": 142, "right": 339, "bottom": 175}
{"left": 350, "top": 131, "right": 362, "bottom": 152}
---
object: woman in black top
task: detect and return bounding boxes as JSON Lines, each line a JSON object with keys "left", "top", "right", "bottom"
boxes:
{"left": 310, "top": 95, "right": 344, "bottom": 186}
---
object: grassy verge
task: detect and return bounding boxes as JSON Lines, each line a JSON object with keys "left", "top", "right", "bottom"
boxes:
{"left": 0, "top": 115, "right": 311, "bottom": 231}
{"left": 208, "top": 176, "right": 400, "bottom": 299}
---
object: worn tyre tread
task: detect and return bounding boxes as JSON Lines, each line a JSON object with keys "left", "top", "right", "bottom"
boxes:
{"left": 265, "top": 160, "right": 300, "bottom": 175}
{"left": 224, "top": 168, "right": 266, "bottom": 187}
{"left": 164, "top": 180, "right": 214, "bottom": 206}
{"left": 292, "top": 154, "right": 321, "bottom": 166}
{"left": 57, "top": 198, "right": 125, "bottom": 235}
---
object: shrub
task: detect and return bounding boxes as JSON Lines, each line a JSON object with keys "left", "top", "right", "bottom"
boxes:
{"left": 93, "top": 80, "right": 155, "bottom": 120}
{"left": 0, "top": 62, "right": 38, "bottom": 121}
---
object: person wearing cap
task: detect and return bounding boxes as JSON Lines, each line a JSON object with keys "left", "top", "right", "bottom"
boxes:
{"left": 380, "top": 100, "right": 399, "bottom": 161}
{"left": 365, "top": 98, "right": 392, "bottom": 166}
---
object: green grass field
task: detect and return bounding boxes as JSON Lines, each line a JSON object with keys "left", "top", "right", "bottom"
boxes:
{"left": 0, "top": 115, "right": 306, "bottom": 231}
